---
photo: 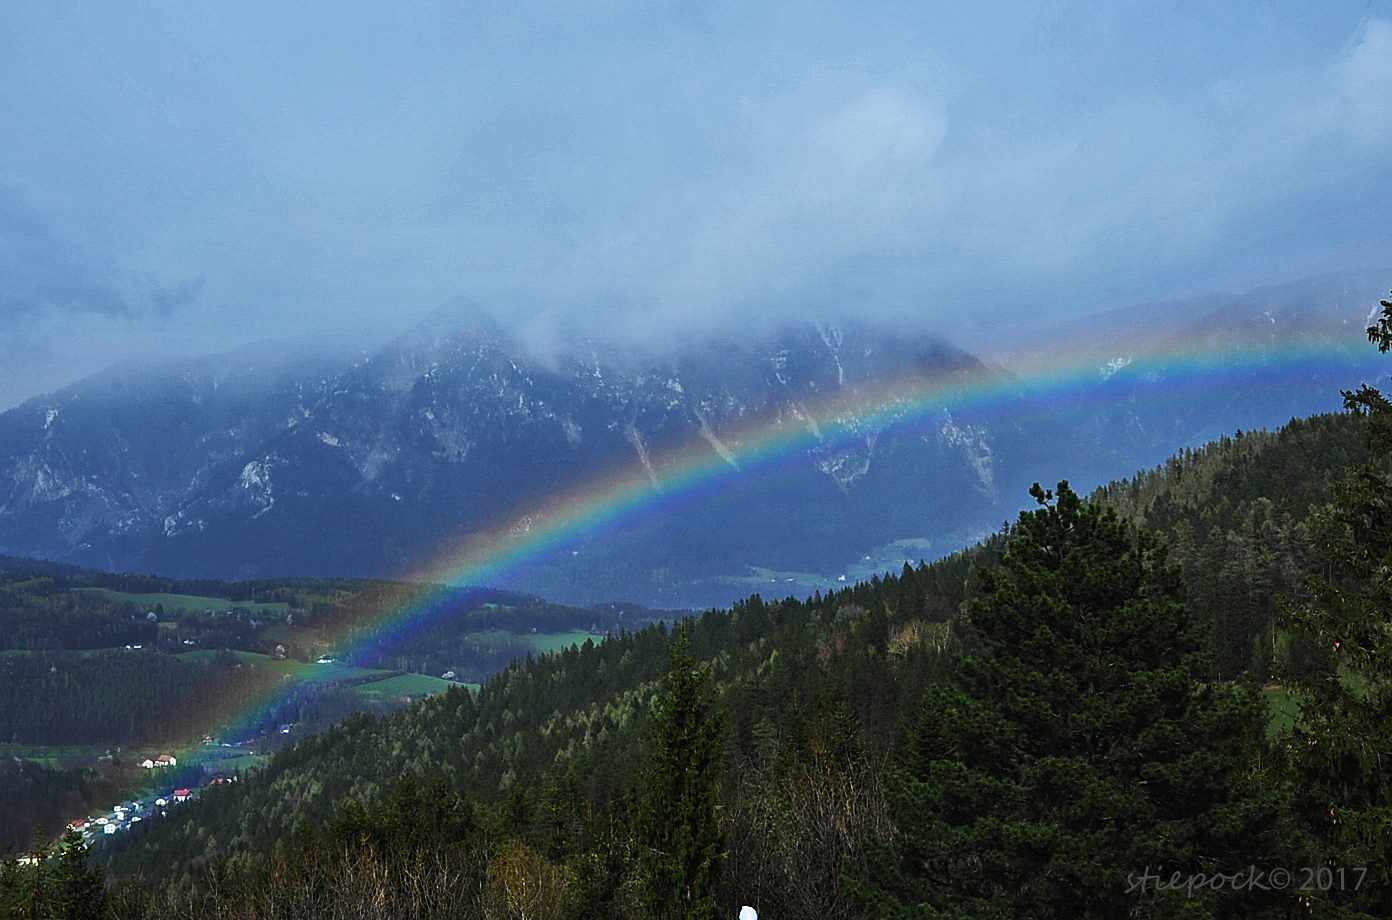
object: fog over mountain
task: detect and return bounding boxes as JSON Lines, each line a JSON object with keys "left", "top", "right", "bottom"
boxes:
{"left": 0, "top": 274, "right": 1383, "bottom": 608}
{"left": 2, "top": 3, "right": 1392, "bottom": 410}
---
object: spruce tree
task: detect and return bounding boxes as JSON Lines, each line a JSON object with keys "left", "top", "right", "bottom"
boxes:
{"left": 1282, "top": 293, "right": 1392, "bottom": 918}
{"left": 851, "top": 482, "right": 1287, "bottom": 919}
{"left": 53, "top": 827, "right": 106, "bottom": 920}
{"left": 636, "top": 626, "right": 725, "bottom": 920}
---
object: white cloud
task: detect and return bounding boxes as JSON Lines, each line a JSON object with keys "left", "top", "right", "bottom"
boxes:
{"left": 641, "top": 82, "right": 949, "bottom": 329}
{"left": 1333, "top": 17, "right": 1392, "bottom": 143}
{"left": 818, "top": 87, "right": 946, "bottom": 169}
{"left": 1, "top": 1, "right": 1391, "bottom": 403}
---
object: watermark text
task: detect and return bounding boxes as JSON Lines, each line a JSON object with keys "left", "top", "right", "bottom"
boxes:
{"left": 1127, "top": 866, "right": 1366, "bottom": 898}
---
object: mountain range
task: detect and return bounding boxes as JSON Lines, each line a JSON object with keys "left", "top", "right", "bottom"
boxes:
{"left": 0, "top": 273, "right": 1386, "bottom": 607}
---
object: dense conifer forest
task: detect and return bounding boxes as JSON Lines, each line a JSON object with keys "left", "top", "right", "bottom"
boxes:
{"left": 7, "top": 302, "right": 1392, "bottom": 917}
{"left": 74, "top": 398, "right": 1389, "bottom": 916}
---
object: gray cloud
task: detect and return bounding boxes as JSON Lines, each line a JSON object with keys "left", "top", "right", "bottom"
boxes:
{"left": 0, "top": 186, "right": 202, "bottom": 324}
{"left": 0, "top": 185, "right": 206, "bottom": 409}
{"left": 0, "top": 187, "right": 127, "bottom": 320}
{"left": 0, "top": 1, "right": 1390, "bottom": 402}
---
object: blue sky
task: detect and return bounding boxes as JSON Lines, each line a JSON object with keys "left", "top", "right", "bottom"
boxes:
{"left": 2, "top": 1, "right": 1391, "bottom": 408}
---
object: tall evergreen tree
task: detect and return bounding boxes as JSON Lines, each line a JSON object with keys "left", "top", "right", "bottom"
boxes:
{"left": 851, "top": 482, "right": 1287, "bottom": 919}
{"left": 53, "top": 827, "right": 106, "bottom": 920}
{"left": 1282, "top": 292, "right": 1392, "bottom": 919}
{"left": 636, "top": 626, "right": 725, "bottom": 920}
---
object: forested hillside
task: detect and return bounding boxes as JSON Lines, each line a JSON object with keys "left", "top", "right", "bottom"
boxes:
{"left": 0, "top": 569, "right": 656, "bottom": 743}
{"left": 1092, "top": 411, "right": 1367, "bottom": 678}
{"left": 82, "top": 406, "right": 1387, "bottom": 917}
{"left": 100, "top": 569, "right": 969, "bottom": 888}
{"left": 5, "top": 403, "right": 1385, "bottom": 916}
{"left": 0, "top": 569, "right": 662, "bottom": 849}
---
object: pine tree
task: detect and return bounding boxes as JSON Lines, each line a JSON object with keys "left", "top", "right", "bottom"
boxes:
{"left": 851, "top": 482, "right": 1287, "bottom": 919}
{"left": 636, "top": 626, "right": 725, "bottom": 920}
{"left": 53, "top": 827, "right": 106, "bottom": 920}
{"left": 1282, "top": 293, "right": 1392, "bottom": 918}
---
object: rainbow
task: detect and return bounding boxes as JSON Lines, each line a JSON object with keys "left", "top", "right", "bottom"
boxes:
{"left": 161, "top": 334, "right": 1386, "bottom": 762}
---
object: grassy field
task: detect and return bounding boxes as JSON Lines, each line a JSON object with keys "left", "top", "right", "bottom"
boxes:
{"left": 178, "top": 648, "right": 466, "bottom": 700}
{"left": 0, "top": 648, "right": 120, "bottom": 658}
{"left": 81, "top": 588, "right": 290, "bottom": 617}
{"left": 468, "top": 627, "right": 601, "bottom": 656}
{"left": 528, "top": 628, "right": 601, "bottom": 655}
{"left": 0, "top": 744, "right": 111, "bottom": 768}
{"left": 1264, "top": 684, "right": 1302, "bottom": 737}
{"left": 176, "top": 649, "right": 385, "bottom": 681}
{"left": 351, "top": 673, "right": 467, "bottom": 703}
{"left": 0, "top": 742, "right": 264, "bottom": 773}
{"left": 198, "top": 750, "right": 263, "bottom": 774}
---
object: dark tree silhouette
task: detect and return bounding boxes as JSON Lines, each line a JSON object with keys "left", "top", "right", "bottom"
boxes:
{"left": 1281, "top": 292, "right": 1392, "bottom": 919}
{"left": 636, "top": 626, "right": 725, "bottom": 920}
{"left": 852, "top": 482, "right": 1286, "bottom": 919}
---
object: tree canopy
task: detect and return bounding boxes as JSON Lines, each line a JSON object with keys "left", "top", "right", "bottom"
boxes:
{"left": 853, "top": 481, "right": 1286, "bottom": 918}
{"left": 1282, "top": 292, "right": 1392, "bottom": 918}
{"left": 636, "top": 626, "right": 725, "bottom": 920}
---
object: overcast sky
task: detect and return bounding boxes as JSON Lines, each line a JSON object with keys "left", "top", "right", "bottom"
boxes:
{"left": 2, "top": 1, "right": 1391, "bottom": 408}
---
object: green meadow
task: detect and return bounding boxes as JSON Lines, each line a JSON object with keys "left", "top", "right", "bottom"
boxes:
{"left": 176, "top": 649, "right": 463, "bottom": 703}
{"left": 469, "top": 626, "right": 601, "bottom": 656}
{"left": 0, "top": 745, "right": 110, "bottom": 768}
{"left": 80, "top": 588, "right": 291, "bottom": 617}
{"left": 350, "top": 673, "right": 467, "bottom": 702}
{"left": 525, "top": 627, "right": 602, "bottom": 655}
{"left": 176, "top": 649, "right": 387, "bottom": 682}
{"left": 1264, "top": 684, "right": 1301, "bottom": 737}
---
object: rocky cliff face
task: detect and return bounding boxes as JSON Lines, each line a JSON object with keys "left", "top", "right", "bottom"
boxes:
{"left": 0, "top": 314, "right": 1004, "bottom": 602}
{"left": 0, "top": 347, "right": 340, "bottom": 564}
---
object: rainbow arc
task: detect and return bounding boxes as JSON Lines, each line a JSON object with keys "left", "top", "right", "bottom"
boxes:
{"left": 171, "top": 336, "right": 1379, "bottom": 752}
